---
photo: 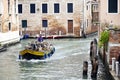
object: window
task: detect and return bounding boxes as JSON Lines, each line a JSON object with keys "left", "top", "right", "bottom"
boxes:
{"left": 22, "top": 20, "right": 27, "bottom": 28}
{"left": 8, "top": 22, "right": 11, "bottom": 31}
{"left": 54, "top": 3, "right": 59, "bottom": 13}
{"left": 108, "top": 0, "right": 118, "bottom": 13}
{"left": 30, "top": 4, "right": 35, "bottom": 13}
{"left": 18, "top": 4, "right": 22, "bottom": 13}
{"left": 92, "top": 4, "right": 98, "bottom": 12}
{"left": 42, "top": 4, "right": 47, "bottom": 13}
{"left": 14, "top": 0, "right": 16, "bottom": 13}
{"left": 86, "top": 5, "right": 88, "bottom": 10}
{"left": 0, "top": 1, "right": 4, "bottom": 14}
{"left": 67, "top": 3, "right": 73, "bottom": 13}
{"left": 42, "top": 20, "right": 48, "bottom": 27}
{"left": 8, "top": 0, "right": 10, "bottom": 13}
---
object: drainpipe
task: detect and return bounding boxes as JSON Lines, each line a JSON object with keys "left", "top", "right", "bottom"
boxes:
{"left": 0, "top": 14, "right": 2, "bottom": 32}
{"left": 45, "top": 27, "right": 47, "bottom": 38}
{"left": 82, "top": 0, "right": 86, "bottom": 38}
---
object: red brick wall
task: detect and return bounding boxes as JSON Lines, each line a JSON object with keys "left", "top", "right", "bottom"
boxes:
{"left": 109, "top": 30, "right": 120, "bottom": 43}
{"left": 109, "top": 46, "right": 120, "bottom": 64}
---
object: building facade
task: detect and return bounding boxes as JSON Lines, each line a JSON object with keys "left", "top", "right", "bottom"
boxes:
{"left": 0, "top": 0, "right": 20, "bottom": 45}
{"left": 99, "top": 0, "right": 120, "bottom": 27}
{"left": 18, "top": 0, "right": 83, "bottom": 37}
{"left": 99, "top": 0, "right": 120, "bottom": 65}
{"left": 83, "top": 0, "right": 99, "bottom": 34}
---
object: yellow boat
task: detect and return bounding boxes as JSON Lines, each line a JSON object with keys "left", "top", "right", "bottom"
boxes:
{"left": 19, "top": 48, "right": 55, "bottom": 60}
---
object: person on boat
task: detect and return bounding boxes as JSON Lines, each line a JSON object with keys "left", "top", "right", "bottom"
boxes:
{"left": 38, "top": 45, "right": 44, "bottom": 52}
{"left": 35, "top": 41, "right": 40, "bottom": 51}
{"left": 25, "top": 43, "right": 32, "bottom": 49}
{"left": 31, "top": 41, "right": 36, "bottom": 50}
{"left": 37, "top": 34, "right": 43, "bottom": 42}
{"left": 49, "top": 44, "right": 54, "bottom": 50}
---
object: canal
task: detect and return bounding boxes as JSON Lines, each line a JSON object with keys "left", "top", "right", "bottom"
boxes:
{"left": 0, "top": 36, "right": 108, "bottom": 80}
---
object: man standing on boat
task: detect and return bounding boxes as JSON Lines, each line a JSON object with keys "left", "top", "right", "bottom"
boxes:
{"left": 37, "top": 34, "right": 44, "bottom": 42}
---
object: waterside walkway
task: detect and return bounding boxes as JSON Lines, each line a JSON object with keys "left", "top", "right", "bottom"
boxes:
{"left": 98, "top": 52, "right": 120, "bottom": 80}
{"left": 87, "top": 55, "right": 113, "bottom": 80}
{"left": 110, "top": 70, "right": 120, "bottom": 80}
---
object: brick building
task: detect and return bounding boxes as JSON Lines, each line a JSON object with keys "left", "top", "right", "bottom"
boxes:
{"left": 18, "top": 0, "right": 83, "bottom": 37}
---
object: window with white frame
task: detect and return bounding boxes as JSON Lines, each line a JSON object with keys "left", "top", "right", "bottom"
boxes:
{"left": 14, "top": 0, "right": 16, "bottom": 13}
{"left": 18, "top": 4, "right": 22, "bottom": 13}
{"left": 92, "top": 4, "right": 98, "bottom": 12}
{"left": 30, "top": 4, "right": 35, "bottom": 13}
{"left": 67, "top": 3, "right": 73, "bottom": 13}
{"left": 42, "top": 4, "right": 47, "bottom": 13}
{"left": 54, "top": 3, "right": 59, "bottom": 13}
{"left": 108, "top": 0, "right": 118, "bottom": 13}
{"left": 22, "top": 20, "right": 27, "bottom": 28}
{"left": 8, "top": 0, "right": 10, "bottom": 14}
{"left": 42, "top": 20, "right": 48, "bottom": 27}
{"left": 0, "top": 1, "right": 4, "bottom": 14}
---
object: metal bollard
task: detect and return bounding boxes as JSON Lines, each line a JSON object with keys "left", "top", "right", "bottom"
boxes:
{"left": 116, "top": 61, "right": 119, "bottom": 76}
{"left": 112, "top": 57, "right": 116, "bottom": 71}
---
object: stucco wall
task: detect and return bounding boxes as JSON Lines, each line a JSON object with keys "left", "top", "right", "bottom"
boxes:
{"left": 0, "top": 0, "right": 20, "bottom": 45}
{"left": 1, "top": 0, "right": 19, "bottom": 32}
{"left": 18, "top": 0, "right": 83, "bottom": 37}
{"left": 100, "top": 0, "right": 120, "bottom": 26}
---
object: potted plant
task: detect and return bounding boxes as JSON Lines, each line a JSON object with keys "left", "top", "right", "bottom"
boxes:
{"left": 99, "top": 30, "right": 109, "bottom": 63}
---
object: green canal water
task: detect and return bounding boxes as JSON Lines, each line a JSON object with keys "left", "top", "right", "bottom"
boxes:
{"left": 0, "top": 36, "right": 108, "bottom": 80}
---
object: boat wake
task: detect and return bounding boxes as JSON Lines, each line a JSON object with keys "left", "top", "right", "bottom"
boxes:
{"left": 16, "top": 58, "right": 49, "bottom": 63}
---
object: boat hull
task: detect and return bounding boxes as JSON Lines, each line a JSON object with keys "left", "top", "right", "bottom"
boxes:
{"left": 19, "top": 48, "right": 55, "bottom": 60}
